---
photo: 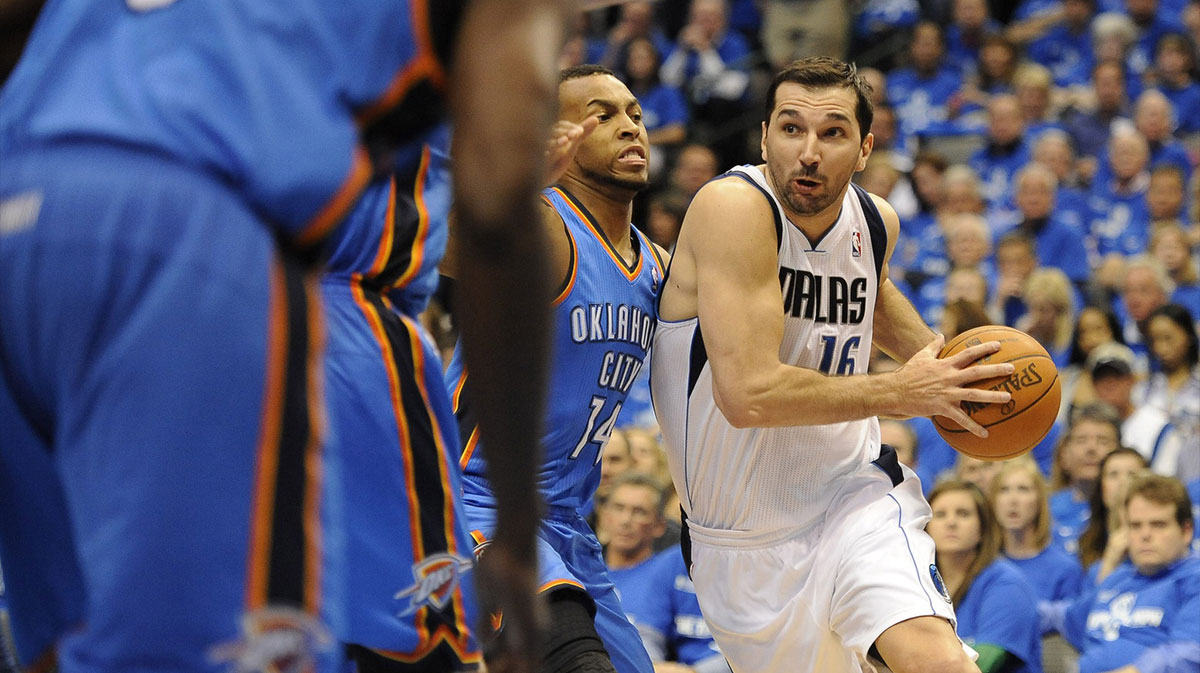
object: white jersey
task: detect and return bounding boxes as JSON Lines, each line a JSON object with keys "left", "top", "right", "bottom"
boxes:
{"left": 651, "top": 165, "right": 889, "bottom": 540}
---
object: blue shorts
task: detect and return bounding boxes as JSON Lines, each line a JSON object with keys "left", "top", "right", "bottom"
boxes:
{"left": 0, "top": 144, "right": 339, "bottom": 672}
{"left": 320, "top": 278, "right": 479, "bottom": 665}
{"left": 464, "top": 502, "right": 653, "bottom": 673}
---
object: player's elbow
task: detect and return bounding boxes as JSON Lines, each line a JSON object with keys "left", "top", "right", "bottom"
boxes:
{"left": 713, "top": 379, "right": 771, "bottom": 429}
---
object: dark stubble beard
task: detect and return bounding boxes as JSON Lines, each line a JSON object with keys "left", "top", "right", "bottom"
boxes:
{"left": 771, "top": 165, "right": 845, "bottom": 216}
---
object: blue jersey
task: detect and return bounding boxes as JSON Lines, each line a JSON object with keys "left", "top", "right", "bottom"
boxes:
{"left": 609, "top": 548, "right": 724, "bottom": 667}
{"left": 1065, "top": 557, "right": 1200, "bottom": 673}
{"left": 448, "top": 186, "right": 665, "bottom": 511}
{"left": 887, "top": 67, "right": 963, "bottom": 138}
{"left": 1049, "top": 489, "right": 1092, "bottom": 554}
{"left": 955, "top": 559, "right": 1043, "bottom": 673}
{"left": 324, "top": 123, "right": 452, "bottom": 317}
{"left": 0, "top": 0, "right": 457, "bottom": 246}
{"left": 1088, "top": 181, "right": 1151, "bottom": 259}
{"left": 1007, "top": 546, "right": 1085, "bottom": 603}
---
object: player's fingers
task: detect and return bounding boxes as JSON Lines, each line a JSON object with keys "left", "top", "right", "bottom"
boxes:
{"left": 945, "top": 340, "right": 1003, "bottom": 367}
{"left": 955, "top": 362, "right": 1014, "bottom": 385}
{"left": 577, "top": 115, "right": 600, "bottom": 137}
{"left": 943, "top": 409, "right": 989, "bottom": 438}
{"left": 956, "top": 387, "right": 1012, "bottom": 405}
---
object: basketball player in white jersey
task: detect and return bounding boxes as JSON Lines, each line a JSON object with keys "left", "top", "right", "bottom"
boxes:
{"left": 650, "top": 57, "right": 1015, "bottom": 673}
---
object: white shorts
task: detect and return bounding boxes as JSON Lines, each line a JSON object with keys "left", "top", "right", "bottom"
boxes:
{"left": 686, "top": 457, "right": 959, "bottom": 673}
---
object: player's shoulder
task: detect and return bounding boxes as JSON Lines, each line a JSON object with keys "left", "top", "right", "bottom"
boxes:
{"left": 687, "top": 168, "right": 775, "bottom": 223}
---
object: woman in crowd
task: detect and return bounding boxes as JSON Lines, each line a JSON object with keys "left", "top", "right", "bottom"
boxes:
{"left": 1075, "top": 447, "right": 1148, "bottom": 585}
{"left": 1017, "top": 267, "right": 1076, "bottom": 367}
{"left": 990, "top": 457, "right": 1084, "bottom": 607}
{"left": 1137, "top": 303, "right": 1200, "bottom": 481}
{"left": 928, "top": 480, "right": 1043, "bottom": 673}
{"left": 1059, "top": 305, "right": 1126, "bottom": 420}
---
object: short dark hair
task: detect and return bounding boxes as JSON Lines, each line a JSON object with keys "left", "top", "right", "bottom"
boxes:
{"left": 560, "top": 64, "right": 616, "bottom": 83}
{"left": 1125, "top": 473, "right": 1194, "bottom": 530}
{"left": 764, "top": 57, "right": 874, "bottom": 138}
{"left": 608, "top": 471, "right": 667, "bottom": 518}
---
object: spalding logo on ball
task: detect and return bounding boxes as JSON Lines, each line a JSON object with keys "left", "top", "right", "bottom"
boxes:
{"left": 934, "top": 325, "right": 1061, "bottom": 461}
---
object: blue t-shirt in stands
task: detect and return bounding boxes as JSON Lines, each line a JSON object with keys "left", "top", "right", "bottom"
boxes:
{"left": 956, "top": 559, "right": 1044, "bottom": 673}
{"left": 1049, "top": 488, "right": 1092, "bottom": 554}
{"left": 1064, "top": 557, "right": 1200, "bottom": 673}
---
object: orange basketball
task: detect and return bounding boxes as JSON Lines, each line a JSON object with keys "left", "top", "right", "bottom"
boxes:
{"left": 933, "top": 325, "right": 1061, "bottom": 461}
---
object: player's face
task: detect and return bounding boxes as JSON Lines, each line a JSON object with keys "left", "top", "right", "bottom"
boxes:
{"left": 761, "top": 83, "right": 872, "bottom": 221}
{"left": 1101, "top": 453, "right": 1145, "bottom": 509}
{"left": 603, "top": 484, "right": 664, "bottom": 554}
{"left": 1063, "top": 420, "right": 1118, "bottom": 482}
{"left": 994, "top": 470, "right": 1039, "bottom": 533}
{"left": 1126, "top": 495, "right": 1193, "bottom": 575}
{"left": 928, "top": 489, "right": 983, "bottom": 554}
{"left": 560, "top": 74, "right": 651, "bottom": 192}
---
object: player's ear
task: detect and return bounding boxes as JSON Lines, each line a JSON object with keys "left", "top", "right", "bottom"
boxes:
{"left": 856, "top": 132, "right": 874, "bottom": 172}
{"left": 761, "top": 121, "right": 768, "bottom": 162}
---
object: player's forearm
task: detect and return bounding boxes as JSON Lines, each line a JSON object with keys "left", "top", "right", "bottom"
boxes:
{"left": 714, "top": 363, "right": 905, "bottom": 429}
{"left": 450, "top": 0, "right": 563, "bottom": 558}
{"left": 872, "top": 279, "right": 935, "bottom": 363}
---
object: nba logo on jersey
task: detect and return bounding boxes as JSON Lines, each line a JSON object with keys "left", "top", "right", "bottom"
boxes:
{"left": 851, "top": 229, "right": 862, "bottom": 258}
{"left": 651, "top": 266, "right": 661, "bottom": 293}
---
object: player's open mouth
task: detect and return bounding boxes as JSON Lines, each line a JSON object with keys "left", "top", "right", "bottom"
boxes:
{"left": 618, "top": 146, "right": 647, "bottom": 166}
{"left": 794, "top": 178, "right": 820, "bottom": 191}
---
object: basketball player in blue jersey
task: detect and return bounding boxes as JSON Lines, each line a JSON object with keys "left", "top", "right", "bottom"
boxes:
{"left": 651, "top": 57, "right": 1018, "bottom": 673}
{"left": 443, "top": 65, "right": 665, "bottom": 673}
{"left": 0, "top": 1, "right": 565, "bottom": 671}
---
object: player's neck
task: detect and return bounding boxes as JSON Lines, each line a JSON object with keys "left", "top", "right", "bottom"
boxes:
{"left": 559, "top": 176, "right": 636, "bottom": 259}
{"left": 605, "top": 545, "right": 654, "bottom": 570}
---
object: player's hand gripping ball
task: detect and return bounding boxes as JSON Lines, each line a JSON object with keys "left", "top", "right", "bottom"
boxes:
{"left": 934, "top": 325, "right": 1061, "bottom": 461}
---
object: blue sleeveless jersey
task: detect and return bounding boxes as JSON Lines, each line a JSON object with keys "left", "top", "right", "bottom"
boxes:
{"left": 0, "top": 0, "right": 457, "bottom": 246}
{"left": 324, "top": 123, "right": 451, "bottom": 317}
{"left": 447, "top": 186, "right": 665, "bottom": 511}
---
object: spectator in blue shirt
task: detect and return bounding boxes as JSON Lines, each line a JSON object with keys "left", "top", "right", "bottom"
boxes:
{"left": 887, "top": 21, "right": 966, "bottom": 139}
{"left": 1060, "top": 306, "right": 1129, "bottom": 420}
{"left": 1051, "top": 473, "right": 1200, "bottom": 673}
{"left": 990, "top": 232, "right": 1039, "bottom": 329}
{"left": 1118, "top": 255, "right": 1175, "bottom": 358}
{"left": 1051, "top": 402, "right": 1125, "bottom": 553}
{"left": 1148, "top": 166, "right": 1189, "bottom": 232}
{"left": 945, "top": 0, "right": 1002, "bottom": 77}
{"left": 624, "top": 37, "right": 689, "bottom": 167}
{"left": 660, "top": 0, "right": 751, "bottom": 166}
{"left": 1149, "top": 228, "right": 1200, "bottom": 318}
{"left": 1014, "top": 63, "right": 1067, "bottom": 143}
{"left": 1089, "top": 127, "right": 1153, "bottom": 265}
{"left": 991, "top": 458, "right": 1086, "bottom": 607}
{"left": 601, "top": 473, "right": 731, "bottom": 673}
{"left": 1077, "top": 447, "right": 1151, "bottom": 584}
{"left": 1135, "top": 92, "right": 1193, "bottom": 187}
{"left": 1153, "top": 32, "right": 1200, "bottom": 134}
{"left": 1027, "top": 0, "right": 1098, "bottom": 87}
{"left": 928, "top": 480, "right": 1044, "bottom": 673}
{"left": 1031, "top": 130, "right": 1092, "bottom": 235}
{"left": 594, "top": 2, "right": 676, "bottom": 75}
{"left": 1063, "top": 60, "right": 1133, "bottom": 170}
{"left": 1125, "top": 0, "right": 1188, "bottom": 76}
{"left": 1011, "top": 164, "right": 1094, "bottom": 288}
{"left": 969, "top": 94, "right": 1031, "bottom": 216}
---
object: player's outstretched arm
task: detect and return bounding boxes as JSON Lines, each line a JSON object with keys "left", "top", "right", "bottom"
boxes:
{"left": 682, "top": 178, "right": 1012, "bottom": 434}
{"left": 449, "top": 0, "right": 567, "bottom": 669}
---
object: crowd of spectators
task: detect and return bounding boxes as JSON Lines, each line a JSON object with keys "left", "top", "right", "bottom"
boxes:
{"left": 563, "top": 1, "right": 1199, "bottom": 671}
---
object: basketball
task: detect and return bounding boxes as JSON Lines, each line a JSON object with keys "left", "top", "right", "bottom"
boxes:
{"left": 933, "top": 325, "right": 1061, "bottom": 461}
